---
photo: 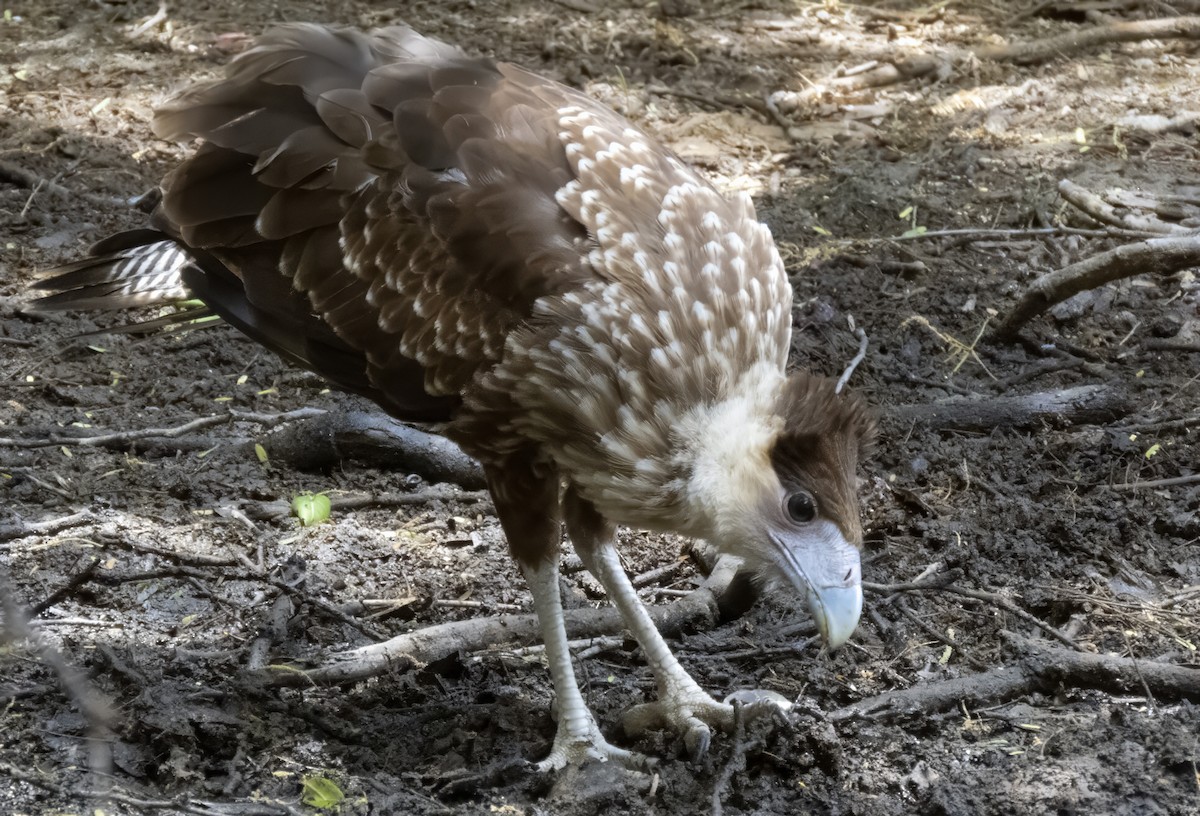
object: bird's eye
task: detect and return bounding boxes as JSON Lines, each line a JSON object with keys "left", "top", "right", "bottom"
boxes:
{"left": 785, "top": 491, "right": 817, "bottom": 523}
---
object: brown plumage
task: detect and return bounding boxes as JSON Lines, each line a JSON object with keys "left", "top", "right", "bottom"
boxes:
{"left": 34, "top": 24, "right": 876, "bottom": 769}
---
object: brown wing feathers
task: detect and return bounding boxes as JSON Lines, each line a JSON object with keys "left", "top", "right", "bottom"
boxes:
{"left": 34, "top": 26, "right": 576, "bottom": 420}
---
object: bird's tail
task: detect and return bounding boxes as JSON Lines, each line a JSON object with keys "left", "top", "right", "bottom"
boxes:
{"left": 33, "top": 229, "right": 192, "bottom": 311}
{"left": 30, "top": 229, "right": 215, "bottom": 334}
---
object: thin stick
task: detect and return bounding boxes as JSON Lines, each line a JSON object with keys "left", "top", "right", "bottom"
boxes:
{"left": 836, "top": 326, "right": 869, "bottom": 393}
{"left": 1109, "top": 474, "right": 1200, "bottom": 491}
{"left": 130, "top": 1, "right": 169, "bottom": 37}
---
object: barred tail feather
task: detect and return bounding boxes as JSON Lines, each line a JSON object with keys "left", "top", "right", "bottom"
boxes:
{"left": 33, "top": 230, "right": 193, "bottom": 311}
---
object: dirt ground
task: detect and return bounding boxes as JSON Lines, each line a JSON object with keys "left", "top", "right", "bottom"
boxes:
{"left": 2, "top": 1, "right": 1199, "bottom": 814}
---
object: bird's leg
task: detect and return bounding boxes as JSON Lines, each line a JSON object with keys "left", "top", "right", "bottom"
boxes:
{"left": 564, "top": 488, "right": 785, "bottom": 758}
{"left": 486, "top": 462, "right": 644, "bottom": 772}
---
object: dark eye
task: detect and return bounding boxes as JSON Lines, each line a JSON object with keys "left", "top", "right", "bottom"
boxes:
{"left": 785, "top": 491, "right": 817, "bottom": 523}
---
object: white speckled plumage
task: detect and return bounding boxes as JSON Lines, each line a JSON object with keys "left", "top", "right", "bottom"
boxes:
{"left": 480, "top": 105, "right": 794, "bottom": 531}
{"left": 33, "top": 24, "right": 876, "bottom": 770}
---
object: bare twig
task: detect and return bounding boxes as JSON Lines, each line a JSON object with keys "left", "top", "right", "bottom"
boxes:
{"left": 890, "top": 226, "right": 1148, "bottom": 242}
{"left": 835, "top": 325, "right": 869, "bottom": 394}
{"left": 768, "top": 55, "right": 939, "bottom": 113}
{"left": 0, "top": 408, "right": 324, "bottom": 450}
{"left": 631, "top": 557, "right": 688, "bottom": 589}
{"left": 130, "top": 1, "right": 169, "bottom": 37}
{"left": 865, "top": 576, "right": 1083, "bottom": 651}
{"left": 1109, "top": 473, "right": 1200, "bottom": 491}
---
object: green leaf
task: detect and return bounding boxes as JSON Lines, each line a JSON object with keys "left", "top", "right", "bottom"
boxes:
{"left": 292, "top": 493, "right": 332, "bottom": 527}
{"left": 301, "top": 775, "right": 344, "bottom": 810}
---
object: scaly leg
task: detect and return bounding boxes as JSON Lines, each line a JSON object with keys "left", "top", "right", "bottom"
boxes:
{"left": 564, "top": 488, "right": 789, "bottom": 758}
{"left": 486, "top": 460, "right": 643, "bottom": 771}
{"left": 520, "top": 557, "right": 643, "bottom": 770}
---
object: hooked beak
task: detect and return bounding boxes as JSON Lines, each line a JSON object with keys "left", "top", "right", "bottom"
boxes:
{"left": 772, "top": 520, "right": 863, "bottom": 650}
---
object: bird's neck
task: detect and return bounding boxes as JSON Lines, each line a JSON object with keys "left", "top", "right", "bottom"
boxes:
{"left": 674, "top": 361, "right": 785, "bottom": 541}
{"left": 576, "top": 360, "right": 785, "bottom": 538}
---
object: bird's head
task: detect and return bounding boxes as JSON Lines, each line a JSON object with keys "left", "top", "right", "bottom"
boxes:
{"left": 688, "top": 370, "right": 876, "bottom": 649}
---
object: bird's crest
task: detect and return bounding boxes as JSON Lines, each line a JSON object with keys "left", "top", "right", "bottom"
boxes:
{"left": 770, "top": 372, "right": 876, "bottom": 543}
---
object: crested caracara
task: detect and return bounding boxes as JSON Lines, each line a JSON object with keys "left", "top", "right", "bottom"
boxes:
{"left": 33, "top": 24, "right": 876, "bottom": 769}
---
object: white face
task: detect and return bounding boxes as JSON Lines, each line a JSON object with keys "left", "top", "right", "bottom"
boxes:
{"left": 704, "top": 464, "right": 864, "bottom": 650}
{"left": 763, "top": 490, "right": 863, "bottom": 649}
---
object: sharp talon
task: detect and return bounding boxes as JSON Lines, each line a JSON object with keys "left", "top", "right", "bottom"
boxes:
{"left": 684, "top": 723, "right": 712, "bottom": 759}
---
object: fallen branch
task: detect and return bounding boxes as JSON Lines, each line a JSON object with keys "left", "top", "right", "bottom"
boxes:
{"left": 1, "top": 408, "right": 486, "bottom": 489}
{"left": 0, "top": 510, "right": 93, "bottom": 544}
{"left": 0, "top": 160, "right": 122, "bottom": 208}
{"left": 1057, "top": 179, "right": 1198, "bottom": 235}
{"left": 767, "top": 55, "right": 939, "bottom": 114}
{"left": 832, "top": 632, "right": 1200, "bottom": 722}
{"left": 831, "top": 666, "right": 1029, "bottom": 722}
{"left": 886, "top": 383, "right": 1132, "bottom": 432}
{"left": 259, "top": 410, "right": 485, "bottom": 489}
{"left": 974, "top": 15, "right": 1200, "bottom": 65}
{"left": 261, "top": 555, "right": 741, "bottom": 687}
{"left": 992, "top": 232, "right": 1200, "bottom": 339}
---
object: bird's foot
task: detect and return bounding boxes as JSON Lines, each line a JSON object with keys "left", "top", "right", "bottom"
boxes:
{"left": 622, "top": 686, "right": 793, "bottom": 759}
{"left": 534, "top": 711, "right": 654, "bottom": 773}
